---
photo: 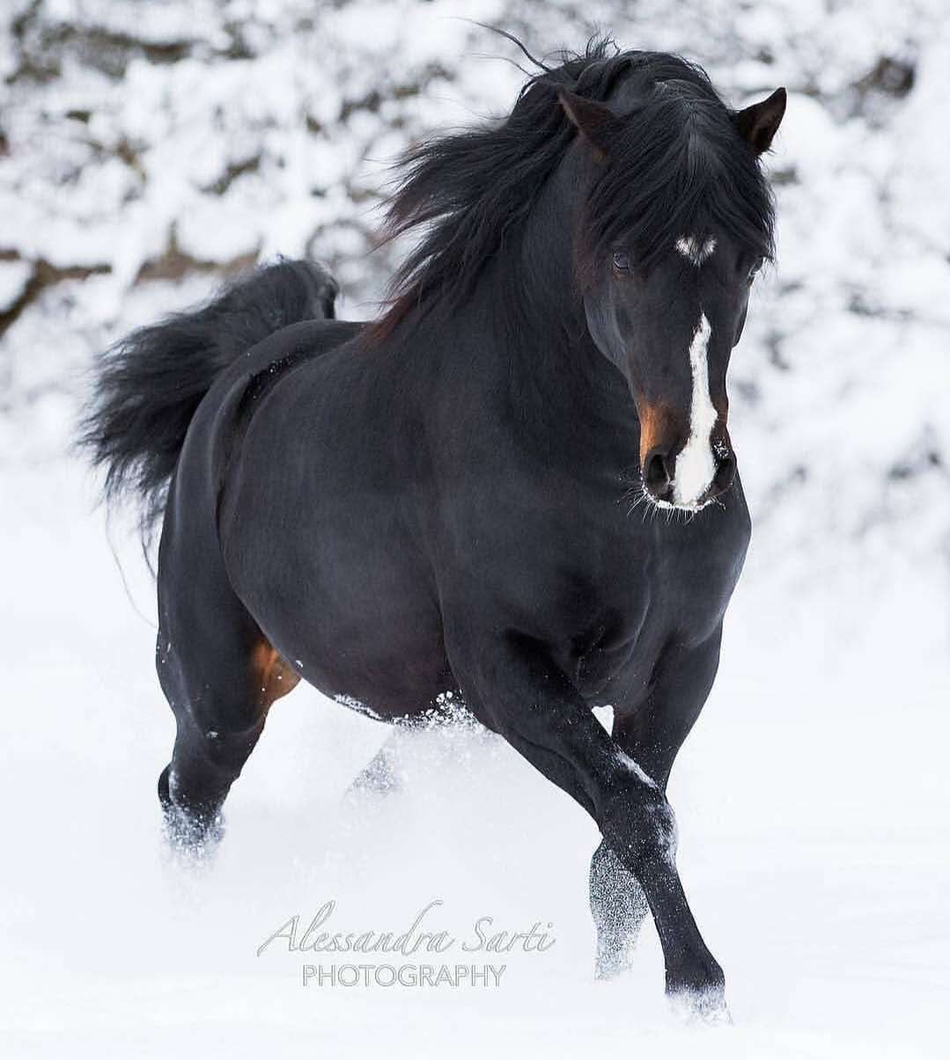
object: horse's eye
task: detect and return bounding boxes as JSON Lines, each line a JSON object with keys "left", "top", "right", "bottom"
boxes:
{"left": 612, "top": 250, "right": 632, "bottom": 273}
{"left": 747, "top": 258, "right": 764, "bottom": 285}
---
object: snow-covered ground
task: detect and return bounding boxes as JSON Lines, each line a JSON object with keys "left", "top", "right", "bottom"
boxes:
{"left": 2, "top": 0, "right": 950, "bottom": 1056}
{"left": 3, "top": 460, "right": 948, "bottom": 1057}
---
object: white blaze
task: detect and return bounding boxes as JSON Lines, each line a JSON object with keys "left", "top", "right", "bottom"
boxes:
{"left": 673, "top": 312, "right": 717, "bottom": 508}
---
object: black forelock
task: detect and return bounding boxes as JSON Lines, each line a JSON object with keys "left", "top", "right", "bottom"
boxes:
{"left": 374, "top": 38, "right": 776, "bottom": 334}
{"left": 581, "top": 57, "right": 776, "bottom": 276}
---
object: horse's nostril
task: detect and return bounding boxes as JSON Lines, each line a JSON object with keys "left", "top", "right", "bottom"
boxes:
{"left": 712, "top": 452, "right": 736, "bottom": 494}
{"left": 643, "top": 448, "right": 673, "bottom": 499}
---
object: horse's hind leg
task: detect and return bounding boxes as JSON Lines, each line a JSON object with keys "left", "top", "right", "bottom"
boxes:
{"left": 156, "top": 576, "right": 299, "bottom": 850}
{"left": 347, "top": 734, "right": 403, "bottom": 797}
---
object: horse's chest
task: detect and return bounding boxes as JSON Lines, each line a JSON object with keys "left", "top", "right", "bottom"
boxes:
{"left": 563, "top": 500, "right": 750, "bottom": 705}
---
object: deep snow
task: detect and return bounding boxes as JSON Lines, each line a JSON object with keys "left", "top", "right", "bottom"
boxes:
{"left": 2, "top": 458, "right": 948, "bottom": 1058}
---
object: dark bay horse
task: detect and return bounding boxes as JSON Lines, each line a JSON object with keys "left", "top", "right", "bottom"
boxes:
{"left": 83, "top": 43, "right": 785, "bottom": 1014}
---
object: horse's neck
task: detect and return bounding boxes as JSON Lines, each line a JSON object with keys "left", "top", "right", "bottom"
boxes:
{"left": 382, "top": 153, "right": 638, "bottom": 456}
{"left": 474, "top": 166, "right": 636, "bottom": 443}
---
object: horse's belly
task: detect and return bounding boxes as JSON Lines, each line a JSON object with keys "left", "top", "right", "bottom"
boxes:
{"left": 224, "top": 518, "right": 451, "bottom": 718}
{"left": 284, "top": 617, "right": 452, "bottom": 721}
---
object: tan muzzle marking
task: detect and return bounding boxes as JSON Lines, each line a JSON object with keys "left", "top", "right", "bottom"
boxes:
{"left": 635, "top": 399, "right": 680, "bottom": 469}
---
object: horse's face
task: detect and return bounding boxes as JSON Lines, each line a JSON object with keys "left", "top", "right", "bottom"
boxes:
{"left": 582, "top": 234, "right": 758, "bottom": 511}
{"left": 559, "top": 85, "right": 785, "bottom": 512}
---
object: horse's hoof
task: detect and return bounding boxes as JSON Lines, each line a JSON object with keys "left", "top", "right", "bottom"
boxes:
{"left": 162, "top": 806, "right": 225, "bottom": 867}
{"left": 158, "top": 763, "right": 173, "bottom": 810}
{"left": 594, "top": 942, "right": 633, "bottom": 980}
{"left": 159, "top": 768, "right": 225, "bottom": 860}
{"left": 346, "top": 746, "right": 402, "bottom": 798}
{"left": 667, "top": 983, "right": 732, "bottom": 1025}
{"left": 594, "top": 957, "right": 630, "bottom": 981}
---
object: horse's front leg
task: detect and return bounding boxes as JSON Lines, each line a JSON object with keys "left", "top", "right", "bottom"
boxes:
{"left": 450, "top": 628, "right": 726, "bottom": 1015}
{"left": 591, "top": 629, "right": 724, "bottom": 981}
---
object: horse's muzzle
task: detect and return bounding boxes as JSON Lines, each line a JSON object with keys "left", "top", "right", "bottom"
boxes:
{"left": 642, "top": 442, "right": 736, "bottom": 510}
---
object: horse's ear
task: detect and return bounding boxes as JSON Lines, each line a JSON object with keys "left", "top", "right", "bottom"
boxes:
{"left": 735, "top": 87, "right": 787, "bottom": 155}
{"left": 558, "top": 90, "right": 621, "bottom": 159}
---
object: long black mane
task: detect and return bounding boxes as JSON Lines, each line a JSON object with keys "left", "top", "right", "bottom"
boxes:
{"left": 378, "top": 39, "right": 775, "bottom": 332}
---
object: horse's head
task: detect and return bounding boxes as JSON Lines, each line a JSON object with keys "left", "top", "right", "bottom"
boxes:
{"left": 559, "top": 71, "right": 785, "bottom": 511}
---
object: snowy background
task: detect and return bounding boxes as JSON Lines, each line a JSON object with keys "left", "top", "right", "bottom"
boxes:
{"left": 2, "top": 1, "right": 948, "bottom": 1057}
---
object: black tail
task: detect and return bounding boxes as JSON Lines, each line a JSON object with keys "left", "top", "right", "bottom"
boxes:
{"left": 80, "top": 258, "right": 338, "bottom": 532}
